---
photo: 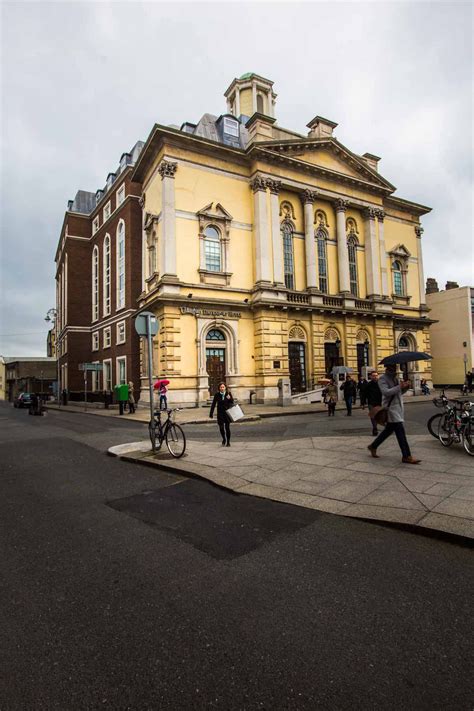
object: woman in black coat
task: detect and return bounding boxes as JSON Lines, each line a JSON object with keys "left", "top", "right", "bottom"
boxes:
{"left": 209, "top": 382, "right": 234, "bottom": 446}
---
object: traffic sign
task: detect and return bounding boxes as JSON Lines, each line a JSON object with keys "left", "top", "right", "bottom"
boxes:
{"left": 135, "top": 311, "right": 159, "bottom": 337}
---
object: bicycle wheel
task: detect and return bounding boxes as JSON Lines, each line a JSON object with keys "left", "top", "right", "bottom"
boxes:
{"left": 148, "top": 420, "right": 162, "bottom": 451}
{"left": 427, "top": 413, "right": 442, "bottom": 439}
{"left": 462, "top": 422, "right": 474, "bottom": 456}
{"left": 166, "top": 423, "right": 186, "bottom": 458}
{"left": 437, "top": 413, "right": 454, "bottom": 447}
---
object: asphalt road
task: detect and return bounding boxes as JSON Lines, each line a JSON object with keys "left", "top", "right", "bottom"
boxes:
{"left": 1, "top": 402, "right": 473, "bottom": 710}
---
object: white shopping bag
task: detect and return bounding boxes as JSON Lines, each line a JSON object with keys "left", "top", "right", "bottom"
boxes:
{"left": 227, "top": 404, "right": 244, "bottom": 422}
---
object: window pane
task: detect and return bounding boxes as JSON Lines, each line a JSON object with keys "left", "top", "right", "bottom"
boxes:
{"left": 207, "top": 329, "right": 225, "bottom": 341}
{"left": 348, "top": 240, "right": 358, "bottom": 297}
{"left": 317, "top": 232, "right": 328, "bottom": 293}
{"left": 205, "top": 238, "right": 221, "bottom": 271}
{"left": 282, "top": 224, "right": 294, "bottom": 290}
{"left": 204, "top": 226, "right": 220, "bottom": 241}
{"left": 394, "top": 270, "right": 403, "bottom": 295}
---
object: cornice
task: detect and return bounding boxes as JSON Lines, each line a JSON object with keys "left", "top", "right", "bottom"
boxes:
{"left": 385, "top": 195, "right": 431, "bottom": 217}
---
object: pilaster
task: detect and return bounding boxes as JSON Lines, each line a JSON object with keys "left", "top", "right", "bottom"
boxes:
{"left": 376, "top": 210, "right": 390, "bottom": 298}
{"left": 158, "top": 160, "right": 178, "bottom": 278}
{"left": 364, "top": 207, "right": 381, "bottom": 298}
{"left": 267, "top": 179, "right": 285, "bottom": 285}
{"left": 415, "top": 226, "right": 426, "bottom": 307}
{"left": 335, "top": 199, "right": 351, "bottom": 294}
{"left": 250, "top": 177, "right": 272, "bottom": 285}
{"left": 302, "top": 189, "right": 318, "bottom": 291}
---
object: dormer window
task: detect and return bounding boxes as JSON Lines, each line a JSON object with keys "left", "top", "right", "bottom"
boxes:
{"left": 120, "top": 154, "right": 130, "bottom": 171}
{"left": 95, "top": 190, "right": 103, "bottom": 206}
{"left": 223, "top": 117, "right": 239, "bottom": 137}
{"left": 106, "top": 173, "right": 116, "bottom": 190}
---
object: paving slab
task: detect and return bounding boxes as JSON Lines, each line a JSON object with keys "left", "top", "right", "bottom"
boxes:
{"left": 108, "top": 433, "right": 474, "bottom": 539}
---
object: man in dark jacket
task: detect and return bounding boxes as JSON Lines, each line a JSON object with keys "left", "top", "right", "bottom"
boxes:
{"left": 366, "top": 371, "right": 382, "bottom": 435}
{"left": 340, "top": 375, "right": 357, "bottom": 416}
{"left": 358, "top": 376, "right": 369, "bottom": 409}
{"left": 209, "top": 382, "right": 234, "bottom": 446}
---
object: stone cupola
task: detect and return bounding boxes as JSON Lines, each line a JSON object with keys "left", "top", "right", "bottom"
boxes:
{"left": 224, "top": 73, "right": 277, "bottom": 122}
{"left": 306, "top": 116, "right": 338, "bottom": 139}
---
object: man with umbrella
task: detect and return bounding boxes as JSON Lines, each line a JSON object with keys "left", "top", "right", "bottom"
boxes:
{"left": 367, "top": 351, "right": 431, "bottom": 464}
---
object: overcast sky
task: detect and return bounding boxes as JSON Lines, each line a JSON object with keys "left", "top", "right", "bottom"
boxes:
{"left": 1, "top": 0, "right": 472, "bottom": 356}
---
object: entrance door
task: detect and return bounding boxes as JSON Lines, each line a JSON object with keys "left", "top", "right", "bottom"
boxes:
{"left": 289, "top": 342, "right": 306, "bottom": 393}
{"left": 357, "top": 343, "right": 369, "bottom": 377}
{"left": 206, "top": 348, "right": 226, "bottom": 396}
{"left": 325, "top": 343, "right": 342, "bottom": 376}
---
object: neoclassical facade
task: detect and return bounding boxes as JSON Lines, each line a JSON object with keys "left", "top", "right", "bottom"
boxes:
{"left": 133, "top": 73, "right": 433, "bottom": 404}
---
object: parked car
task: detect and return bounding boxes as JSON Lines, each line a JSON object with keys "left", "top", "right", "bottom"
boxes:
{"left": 14, "top": 392, "right": 33, "bottom": 408}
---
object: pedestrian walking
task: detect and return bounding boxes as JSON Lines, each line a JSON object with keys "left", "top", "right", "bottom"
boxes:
{"left": 367, "top": 364, "right": 421, "bottom": 464}
{"left": 209, "top": 382, "right": 234, "bottom": 446}
{"left": 128, "top": 381, "right": 136, "bottom": 414}
{"left": 467, "top": 371, "right": 473, "bottom": 393}
{"left": 366, "top": 371, "right": 382, "bottom": 436}
{"left": 358, "top": 376, "right": 368, "bottom": 409}
{"left": 325, "top": 378, "right": 338, "bottom": 416}
{"left": 340, "top": 375, "right": 357, "bottom": 416}
{"left": 158, "top": 383, "right": 168, "bottom": 410}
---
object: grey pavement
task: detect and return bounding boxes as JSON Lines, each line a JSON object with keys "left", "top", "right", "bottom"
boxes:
{"left": 110, "top": 433, "right": 474, "bottom": 539}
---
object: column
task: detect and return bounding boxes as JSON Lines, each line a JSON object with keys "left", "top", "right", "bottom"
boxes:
{"left": 250, "top": 177, "right": 272, "bottom": 284}
{"left": 376, "top": 209, "right": 390, "bottom": 298}
{"left": 158, "top": 160, "right": 178, "bottom": 277}
{"left": 252, "top": 81, "right": 257, "bottom": 112}
{"left": 302, "top": 189, "right": 318, "bottom": 290}
{"left": 235, "top": 88, "right": 240, "bottom": 117}
{"left": 364, "top": 207, "right": 381, "bottom": 297}
{"left": 267, "top": 179, "right": 284, "bottom": 285}
{"left": 415, "top": 226, "right": 426, "bottom": 306}
{"left": 335, "top": 199, "right": 351, "bottom": 294}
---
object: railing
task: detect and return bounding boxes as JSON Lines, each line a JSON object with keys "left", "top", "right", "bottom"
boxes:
{"left": 322, "top": 296, "right": 343, "bottom": 308}
{"left": 355, "top": 299, "right": 373, "bottom": 311}
{"left": 287, "top": 292, "right": 310, "bottom": 304}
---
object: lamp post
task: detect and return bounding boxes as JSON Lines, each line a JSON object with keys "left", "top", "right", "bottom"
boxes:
{"left": 45, "top": 308, "right": 60, "bottom": 407}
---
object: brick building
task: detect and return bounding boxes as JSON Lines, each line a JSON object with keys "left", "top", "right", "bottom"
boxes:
{"left": 4, "top": 357, "right": 57, "bottom": 401}
{"left": 55, "top": 142, "right": 144, "bottom": 400}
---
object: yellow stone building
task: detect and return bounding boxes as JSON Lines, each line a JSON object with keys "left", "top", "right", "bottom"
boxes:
{"left": 132, "top": 73, "right": 433, "bottom": 405}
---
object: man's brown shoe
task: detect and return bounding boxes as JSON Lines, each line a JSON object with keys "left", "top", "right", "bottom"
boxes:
{"left": 367, "top": 446, "right": 379, "bottom": 458}
{"left": 402, "top": 456, "right": 421, "bottom": 464}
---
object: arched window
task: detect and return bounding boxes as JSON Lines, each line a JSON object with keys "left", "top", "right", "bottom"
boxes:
{"left": 103, "top": 235, "right": 111, "bottom": 316}
{"left": 204, "top": 226, "right": 221, "bottom": 272}
{"left": 207, "top": 329, "right": 225, "bottom": 341}
{"left": 399, "top": 336, "right": 409, "bottom": 349}
{"left": 116, "top": 221, "right": 125, "bottom": 309}
{"left": 92, "top": 246, "right": 99, "bottom": 321}
{"left": 347, "top": 236, "right": 358, "bottom": 297}
{"left": 316, "top": 227, "right": 328, "bottom": 293}
{"left": 257, "top": 93, "right": 264, "bottom": 114}
{"left": 281, "top": 220, "right": 294, "bottom": 290}
{"left": 393, "top": 260, "right": 403, "bottom": 296}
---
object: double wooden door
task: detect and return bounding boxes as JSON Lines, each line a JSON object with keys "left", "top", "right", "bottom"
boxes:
{"left": 206, "top": 348, "right": 225, "bottom": 396}
{"left": 289, "top": 342, "right": 306, "bottom": 393}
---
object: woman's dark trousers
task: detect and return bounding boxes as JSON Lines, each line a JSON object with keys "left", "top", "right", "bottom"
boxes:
{"left": 218, "top": 420, "right": 231, "bottom": 444}
{"left": 371, "top": 422, "right": 411, "bottom": 458}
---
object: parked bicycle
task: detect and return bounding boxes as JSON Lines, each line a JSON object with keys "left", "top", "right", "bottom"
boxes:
{"left": 435, "top": 398, "right": 474, "bottom": 456}
{"left": 427, "top": 388, "right": 450, "bottom": 439}
{"left": 148, "top": 408, "right": 186, "bottom": 458}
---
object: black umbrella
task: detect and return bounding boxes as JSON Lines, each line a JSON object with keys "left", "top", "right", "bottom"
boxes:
{"left": 379, "top": 351, "right": 433, "bottom": 366}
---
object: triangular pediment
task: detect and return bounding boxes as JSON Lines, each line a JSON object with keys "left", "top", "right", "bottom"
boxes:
{"left": 197, "top": 202, "right": 233, "bottom": 221}
{"left": 252, "top": 138, "right": 395, "bottom": 191}
{"left": 389, "top": 243, "right": 411, "bottom": 258}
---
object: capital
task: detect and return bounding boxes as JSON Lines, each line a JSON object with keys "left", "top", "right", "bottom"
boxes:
{"left": 301, "top": 188, "right": 318, "bottom": 204}
{"left": 250, "top": 176, "right": 267, "bottom": 193}
{"left": 364, "top": 206, "right": 377, "bottom": 220}
{"left": 415, "top": 226, "right": 424, "bottom": 238}
{"left": 335, "top": 199, "right": 349, "bottom": 213}
{"left": 375, "top": 209, "right": 385, "bottom": 222}
{"left": 158, "top": 160, "right": 178, "bottom": 179}
{"left": 266, "top": 179, "right": 282, "bottom": 195}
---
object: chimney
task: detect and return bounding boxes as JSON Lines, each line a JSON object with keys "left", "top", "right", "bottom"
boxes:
{"left": 307, "top": 116, "right": 338, "bottom": 139}
{"left": 445, "top": 281, "right": 459, "bottom": 291}
{"left": 245, "top": 112, "right": 276, "bottom": 144}
{"left": 361, "top": 152, "right": 381, "bottom": 172}
{"left": 425, "top": 278, "right": 439, "bottom": 294}
{"left": 67, "top": 200, "right": 74, "bottom": 211}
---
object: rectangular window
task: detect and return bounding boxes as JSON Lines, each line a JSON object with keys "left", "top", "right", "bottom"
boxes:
{"left": 103, "top": 201, "right": 111, "bottom": 222}
{"left": 116, "top": 321, "right": 126, "bottom": 344}
{"left": 283, "top": 230, "right": 294, "bottom": 290}
{"left": 103, "top": 360, "right": 112, "bottom": 391}
{"left": 116, "top": 184, "right": 125, "bottom": 207}
{"left": 103, "top": 327, "right": 111, "bottom": 349}
{"left": 393, "top": 271, "right": 403, "bottom": 296}
{"left": 116, "top": 356, "right": 127, "bottom": 385}
{"left": 92, "top": 331, "right": 99, "bottom": 351}
{"left": 317, "top": 237, "right": 328, "bottom": 294}
{"left": 92, "top": 216, "right": 99, "bottom": 234}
